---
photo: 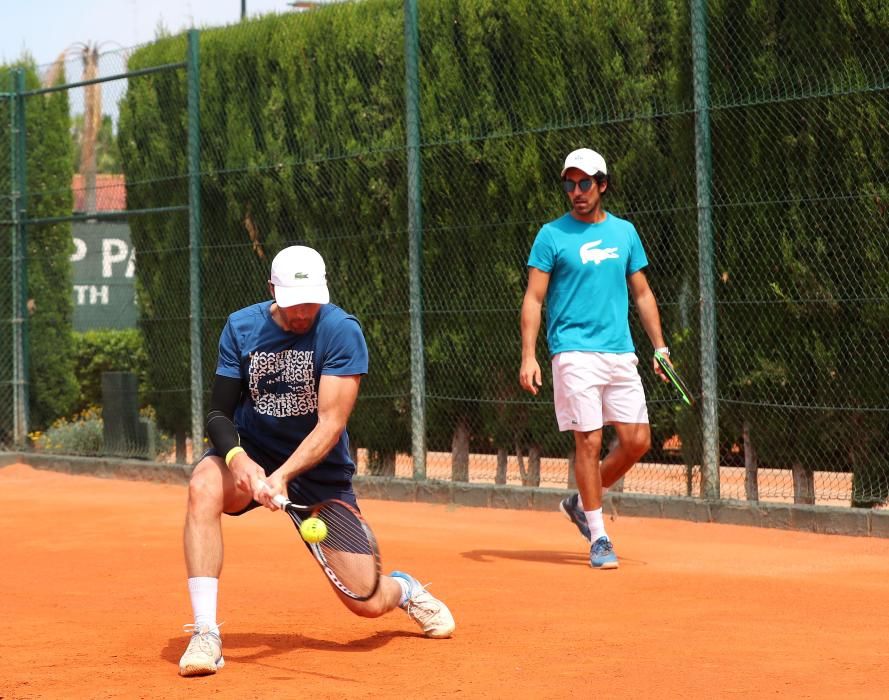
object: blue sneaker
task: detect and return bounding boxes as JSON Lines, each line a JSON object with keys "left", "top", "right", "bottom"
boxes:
{"left": 559, "top": 493, "right": 591, "bottom": 543}
{"left": 390, "top": 571, "right": 455, "bottom": 638}
{"left": 589, "top": 536, "right": 619, "bottom": 569}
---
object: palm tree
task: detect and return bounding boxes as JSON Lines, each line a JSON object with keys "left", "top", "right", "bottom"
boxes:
{"left": 43, "top": 42, "right": 102, "bottom": 215}
{"left": 80, "top": 45, "right": 101, "bottom": 215}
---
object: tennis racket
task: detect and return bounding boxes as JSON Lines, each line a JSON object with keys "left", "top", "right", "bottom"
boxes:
{"left": 654, "top": 350, "right": 695, "bottom": 407}
{"left": 263, "top": 484, "right": 382, "bottom": 601}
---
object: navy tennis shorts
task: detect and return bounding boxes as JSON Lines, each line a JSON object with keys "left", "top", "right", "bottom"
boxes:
{"left": 203, "top": 438, "right": 358, "bottom": 516}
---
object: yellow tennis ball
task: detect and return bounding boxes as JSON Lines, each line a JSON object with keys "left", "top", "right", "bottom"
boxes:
{"left": 300, "top": 517, "right": 328, "bottom": 543}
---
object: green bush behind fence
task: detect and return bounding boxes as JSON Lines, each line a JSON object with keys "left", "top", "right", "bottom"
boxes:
{"left": 2, "top": 0, "right": 887, "bottom": 506}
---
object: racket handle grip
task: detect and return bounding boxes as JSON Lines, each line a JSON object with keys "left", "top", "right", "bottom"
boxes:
{"left": 257, "top": 480, "right": 289, "bottom": 507}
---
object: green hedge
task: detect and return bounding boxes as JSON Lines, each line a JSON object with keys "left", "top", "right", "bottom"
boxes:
{"left": 0, "top": 61, "right": 77, "bottom": 436}
{"left": 72, "top": 328, "right": 148, "bottom": 412}
{"left": 116, "top": 0, "right": 887, "bottom": 501}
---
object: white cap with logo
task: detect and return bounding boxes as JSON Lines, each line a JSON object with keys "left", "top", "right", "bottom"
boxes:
{"left": 561, "top": 148, "right": 608, "bottom": 177}
{"left": 269, "top": 245, "right": 330, "bottom": 307}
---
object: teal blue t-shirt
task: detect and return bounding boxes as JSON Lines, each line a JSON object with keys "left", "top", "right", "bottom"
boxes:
{"left": 527, "top": 212, "right": 648, "bottom": 356}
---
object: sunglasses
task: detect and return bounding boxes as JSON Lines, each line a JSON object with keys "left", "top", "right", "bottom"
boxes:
{"left": 562, "top": 177, "right": 596, "bottom": 193}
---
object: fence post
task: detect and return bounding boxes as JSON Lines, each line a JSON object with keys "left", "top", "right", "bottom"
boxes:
{"left": 187, "top": 29, "right": 204, "bottom": 463}
{"left": 10, "top": 69, "right": 29, "bottom": 448}
{"left": 690, "top": 0, "right": 720, "bottom": 499}
{"left": 404, "top": 0, "right": 427, "bottom": 480}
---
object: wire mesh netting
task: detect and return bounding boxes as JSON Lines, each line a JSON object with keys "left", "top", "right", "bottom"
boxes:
{"left": 704, "top": 2, "right": 889, "bottom": 506}
{"left": 0, "top": 94, "right": 14, "bottom": 450}
{"left": 1, "top": 0, "right": 887, "bottom": 508}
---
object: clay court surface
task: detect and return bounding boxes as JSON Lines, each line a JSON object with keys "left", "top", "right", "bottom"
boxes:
{"left": 3, "top": 464, "right": 889, "bottom": 699}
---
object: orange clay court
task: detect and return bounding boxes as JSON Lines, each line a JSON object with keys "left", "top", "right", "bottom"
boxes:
{"left": 2, "top": 463, "right": 889, "bottom": 700}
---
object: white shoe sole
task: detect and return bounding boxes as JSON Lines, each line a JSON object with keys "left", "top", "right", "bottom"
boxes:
{"left": 179, "top": 656, "right": 224, "bottom": 677}
{"left": 591, "top": 560, "right": 619, "bottom": 570}
{"left": 424, "top": 621, "right": 456, "bottom": 639}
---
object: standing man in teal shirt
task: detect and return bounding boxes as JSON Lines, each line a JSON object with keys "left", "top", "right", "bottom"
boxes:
{"left": 519, "top": 148, "right": 671, "bottom": 569}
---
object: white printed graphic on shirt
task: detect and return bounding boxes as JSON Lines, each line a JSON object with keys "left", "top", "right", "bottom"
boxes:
{"left": 248, "top": 349, "right": 317, "bottom": 417}
{"left": 579, "top": 240, "right": 619, "bottom": 265}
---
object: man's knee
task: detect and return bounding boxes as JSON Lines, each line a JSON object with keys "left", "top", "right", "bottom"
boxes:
{"left": 574, "top": 429, "right": 603, "bottom": 456}
{"left": 187, "top": 460, "right": 226, "bottom": 510}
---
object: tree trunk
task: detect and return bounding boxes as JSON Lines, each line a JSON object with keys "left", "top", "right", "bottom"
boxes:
{"left": 175, "top": 430, "right": 187, "bottom": 464}
{"left": 348, "top": 439, "right": 358, "bottom": 467}
{"left": 742, "top": 420, "right": 759, "bottom": 502}
{"left": 791, "top": 461, "right": 815, "bottom": 505}
{"left": 517, "top": 443, "right": 541, "bottom": 487}
{"left": 81, "top": 46, "right": 100, "bottom": 216}
{"left": 495, "top": 447, "right": 508, "bottom": 485}
{"left": 451, "top": 418, "right": 470, "bottom": 482}
{"left": 368, "top": 449, "right": 396, "bottom": 477}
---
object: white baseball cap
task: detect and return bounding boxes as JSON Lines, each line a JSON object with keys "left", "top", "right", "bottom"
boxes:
{"left": 269, "top": 245, "right": 330, "bottom": 307}
{"left": 561, "top": 148, "right": 608, "bottom": 177}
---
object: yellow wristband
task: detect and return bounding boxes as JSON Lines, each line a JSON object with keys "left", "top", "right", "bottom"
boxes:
{"left": 224, "top": 446, "right": 245, "bottom": 466}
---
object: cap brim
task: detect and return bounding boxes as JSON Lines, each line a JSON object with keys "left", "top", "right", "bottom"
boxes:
{"left": 561, "top": 165, "right": 599, "bottom": 177}
{"left": 274, "top": 284, "right": 330, "bottom": 307}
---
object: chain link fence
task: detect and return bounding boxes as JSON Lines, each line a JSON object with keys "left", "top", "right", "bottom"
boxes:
{"left": 705, "top": 2, "right": 889, "bottom": 506}
{"left": 0, "top": 91, "right": 14, "bottom": 449}
{"left": 2, "top": 0, "right": 887, "bottom": 509}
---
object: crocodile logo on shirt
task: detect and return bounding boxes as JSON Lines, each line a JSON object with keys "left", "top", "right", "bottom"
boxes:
{"left": 248, "top": 350, "right": 317, "bottom": 417}
{"left": 579, "top": 240, "right": 619, "bottom": 265}
{"left": 257, "top": 367, "right": 297, "bottom": 394}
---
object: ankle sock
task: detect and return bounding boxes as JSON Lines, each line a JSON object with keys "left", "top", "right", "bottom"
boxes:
{"left": 584, "top": 508, "right": 607, "bottom": 541}
{"left": 188, "top": 576, "right": 218, "bottom": 631}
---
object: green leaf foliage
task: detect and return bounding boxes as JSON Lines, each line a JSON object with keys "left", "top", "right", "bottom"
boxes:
{"left": 0, "top": 61, "right": 78, "bottom": 434}
{"left": 114, "top": 0, "right": 887, "bottom": 501}
{"left": 71, "top": 329, "right": 148, "bottom": 413}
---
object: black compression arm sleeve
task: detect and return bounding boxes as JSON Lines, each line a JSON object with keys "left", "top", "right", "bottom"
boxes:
{"left": 205, "top": 375, "right": 242, "bottom": 456}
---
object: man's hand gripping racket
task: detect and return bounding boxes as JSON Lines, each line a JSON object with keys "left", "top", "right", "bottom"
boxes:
{"left": 259, "top": 481, "right": 382, "bottom": 601}
{"left": 654, "top": 350, "right": 696, "bottom": 407}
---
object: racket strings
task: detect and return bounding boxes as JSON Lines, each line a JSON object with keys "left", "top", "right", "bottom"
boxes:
{"left": 312, "top": 502, "right": 379, "bottom": 598}
{"left": 315, "top": 503, "right": 373, "bottom": 554}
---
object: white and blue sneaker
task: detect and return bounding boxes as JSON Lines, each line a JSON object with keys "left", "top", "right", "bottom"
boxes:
{"left": 559, "top": 493, "right": 592, "bottom": 543}
{"left": 390, "top": 571, "right": 455, "bottom": 638}
{"left": 179, "top": 623, "right": 224, "bottom": 676}
{"left": 589, "top": 536, "right": 619, "bottom": 569}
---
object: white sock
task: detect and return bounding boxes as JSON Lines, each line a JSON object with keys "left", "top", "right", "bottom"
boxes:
{"left": 394, "top": 575, "right": 411, "bottom": 607}
{"left": 188, "top": 577, "right": 218, "bottom": 631}
{"left": 585, "top": 508, "right": 608, "bottom": 541}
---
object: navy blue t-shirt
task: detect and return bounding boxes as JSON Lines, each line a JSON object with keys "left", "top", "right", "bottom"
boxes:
{"left": 215, "top": 302, "right": 368, "bottom": 482}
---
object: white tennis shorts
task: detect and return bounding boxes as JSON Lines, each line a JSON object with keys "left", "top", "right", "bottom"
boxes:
{"left": 551, "top": 351, "right": 649, "bottom": 432}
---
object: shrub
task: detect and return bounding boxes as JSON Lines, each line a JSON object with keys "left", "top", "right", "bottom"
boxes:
{"left": 72, "top": 329, "right": 148, "bottom": 413}
{"left": 30, "top": 407, "right": 103, "bottom": 455}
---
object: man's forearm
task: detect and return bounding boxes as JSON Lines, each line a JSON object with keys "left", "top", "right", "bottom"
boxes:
{"left": 277, "top": 420, "right": 345, "bottom": 482}
{"left": 636, "top": 292, "right": 666, "bottom": 349}
{"left": 520, "top": 299, "right": 542, "bottom": 359}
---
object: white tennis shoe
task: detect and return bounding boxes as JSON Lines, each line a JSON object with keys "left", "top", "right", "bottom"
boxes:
{"left": 390, "top": 571, "right": 456, "bottom": 639}
{"left": 178, "top": 623, "right": 224, "bottom": 677}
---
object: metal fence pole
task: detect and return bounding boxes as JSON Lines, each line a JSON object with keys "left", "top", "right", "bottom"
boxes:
{"left": 11, "top": 69, "right": 29, "bottom": 448}
{"left": 404, "top": 0, "right": 427, "bottom": 480}
{"left": 187, "top": 29, "right": 204, "bottom": 462}
{"left": 690, "top": 0, "right": 719, "bottom": 499}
